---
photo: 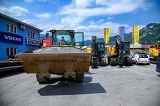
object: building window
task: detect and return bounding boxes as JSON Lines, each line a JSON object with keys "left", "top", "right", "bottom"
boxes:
{"left": 28, "top": 31, "right": 35, "bottom": 38}
{"left": 14, "top": 26, "right": 17, "bottom": 34}
{"left": 7, "top": 24, "right": 10, "bottom": 32}
{"left": 7, "top": 24, "right": 17, "bottom": 34}
{"left": 10, "top": 25, "right": 13, "bottom": 33}
{"left": 28, "top": 31, "right": 31, "bottom": 37}
{"left": 32, "top": 32, "right": 34, "bottom": 38}
{"left": 7, "top": 47, "right": 17, "bottom": 55}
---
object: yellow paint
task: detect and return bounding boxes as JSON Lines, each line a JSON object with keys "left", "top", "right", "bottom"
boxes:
{"left": 104, "top": 28, "right": 111, "bottom": 44}
{"left": 107, "top": 46, "right": 115, "bottom": 56}
{"left": 133, "top": 26, "right": 140, "bottom": 43}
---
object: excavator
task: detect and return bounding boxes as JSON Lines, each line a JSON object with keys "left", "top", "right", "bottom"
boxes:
{"left": 149, "top": 41, "right": 160, "bottom": 64}
{"left": 155, "top": 41, "right": 160, "bottom": 72}
{"left": 91, "top": 36, "right": 107, "bottom": 68}
{"left": 107, "top": 35, "right": 132, "bottom": 67}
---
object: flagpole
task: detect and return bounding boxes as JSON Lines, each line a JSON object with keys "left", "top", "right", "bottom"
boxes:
{"left": 132, "top": 26, "right": 135, "bottom": 54}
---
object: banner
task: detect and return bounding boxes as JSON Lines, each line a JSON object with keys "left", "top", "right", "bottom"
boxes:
{"left": 132, "top": 26, "right": 140, "bottom": 43}
{"left": 118, "top": 26, "right": 125, "bottom": 41}
{"left": 104, "top": 28, "right": 111, "bottom": 44}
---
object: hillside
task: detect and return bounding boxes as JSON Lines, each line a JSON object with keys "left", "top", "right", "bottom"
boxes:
{"left": 109, "top": 23, "right": 160, "bottom": 45}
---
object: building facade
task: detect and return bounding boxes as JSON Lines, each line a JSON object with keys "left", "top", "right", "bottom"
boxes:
{"left": 0, "top": 13, "right": 43, "bottom": 61}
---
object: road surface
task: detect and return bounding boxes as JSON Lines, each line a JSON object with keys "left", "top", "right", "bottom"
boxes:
{"left": 0, "top": 64, "right": 160, "bottom": 106}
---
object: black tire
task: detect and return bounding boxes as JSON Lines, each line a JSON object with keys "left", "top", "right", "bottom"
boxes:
{"left": 108, "top": 58, "right": 110, "bottom": 65}
{"left": 126, "top": 58, "right": 133, "bottom": 66}
{"left": 119, "top": 64, "right": 123, "bottom": 67}
{"left": 110, "top": 58, "right": 113, "bottom": 66}
{"left": 136, "top": 61, "right": 139, "bottom": 65}
{"left": 75, "top": 72, "right": 84, "bottom": 82}
{"left": 110, "top": 58, "right": 117, "bottom": 66}
{"left": 36, "top": 74, "right": 47, "bottom": 83}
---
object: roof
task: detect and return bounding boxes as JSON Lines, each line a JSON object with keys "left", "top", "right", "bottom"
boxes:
{"left": 0, "top": 13, "right": 43, "bottom": 32}
{"left": 49, "top": 29, "right": 74, "bottom": 32}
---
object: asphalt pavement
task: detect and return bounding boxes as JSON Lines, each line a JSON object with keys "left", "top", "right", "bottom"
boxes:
{"left": 0, "top": 64, "right": 160, "bottom": 106}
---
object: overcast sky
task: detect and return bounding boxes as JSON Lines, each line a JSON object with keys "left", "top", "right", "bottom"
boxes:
{"left": 0, "top": 0, "right": 160, "bottom": 40}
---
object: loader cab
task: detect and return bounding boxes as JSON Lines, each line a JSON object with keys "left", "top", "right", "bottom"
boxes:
{"left": 97, "top": 43, "right": 105, "bottom": 51}
{"left": 123, "top": 42, "right": 130, "bottom": 55}
{"left": 97, "top": 42, "right": 105, "bottom": 55}
{"left": 47, "top": 29, "right": 84, "bottom": 46}
{"left": 97, "top": 38, "right": 105, "bottom": 54}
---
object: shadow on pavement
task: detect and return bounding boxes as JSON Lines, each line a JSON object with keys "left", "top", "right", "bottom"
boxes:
{"left": 38, "top": 76, "right": 106, "bottom": 96}
{"left": 38, "top": 82, "right": 106, "bottom": 96}
{"left": 157, "top": 75, "right": 160, "bottom": 77}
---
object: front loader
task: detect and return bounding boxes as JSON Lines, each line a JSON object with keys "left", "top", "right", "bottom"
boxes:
{"left": 18, "top": 29, "right": 91, "bottom": 83}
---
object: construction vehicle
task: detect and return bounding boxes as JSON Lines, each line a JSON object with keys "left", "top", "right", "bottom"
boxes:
{"left": 107, "top": 35, "right": 132, "bottom": 67}
{"left": 106, "top": 45, "right": 116, "bottom": 60}
{"left": 18, "top": 29, "right": 91, "bottom": 83}
{"left": 155, "top": 41, "right": 160, "bottom": 72}
{"left": 149, "top": 41, "right": 160, "bottom": 64}
{"left": 91, "top": 36, "right": 107, "bottom": 68}
{"left": 86, "top": 46, "right": 92, "bottom": 53}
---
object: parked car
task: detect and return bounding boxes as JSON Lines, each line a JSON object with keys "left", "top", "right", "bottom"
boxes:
{"left": 132, "top": 54, "right": 150, "bottom": 65}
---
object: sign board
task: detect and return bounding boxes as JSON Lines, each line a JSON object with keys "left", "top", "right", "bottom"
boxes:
{"left": 26, "top": 38, "right": 41, "bottom": 46}
{"left": 0, "top": 31, "right": 23, "bottom": 44}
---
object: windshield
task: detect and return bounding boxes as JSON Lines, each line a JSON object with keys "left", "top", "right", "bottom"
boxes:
{"left": 98, "top": 43, "right": 104, "bottom": 51}
{"left": 74, "top": 32, "right": 84, "bottom": 46}
{"left": 52, "top": 31, "right": 72, "bottom": 45}
{"left": 123, "top": 42, "right": 130, "bottom": 51}
{"left": 139, "top": 54, "right": 148, "bottom": 58}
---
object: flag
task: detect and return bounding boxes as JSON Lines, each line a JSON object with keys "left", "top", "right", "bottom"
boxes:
{"left": 104, "top": 28, "right": 111, "bottom": 44}
{"left": 118, "top": 26, "right": 125, "bottom": 41}
{"left": 132, "top": 26, "right": 140, "bottom": 43}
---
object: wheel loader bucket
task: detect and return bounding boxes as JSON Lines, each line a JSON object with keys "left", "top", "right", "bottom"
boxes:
{"left": 18, "top": 47, "right": 91, "bottom": 74}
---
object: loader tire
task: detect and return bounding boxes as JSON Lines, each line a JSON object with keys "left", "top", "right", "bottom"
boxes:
{"left": 110, "top": 58, "right": 116, "bottom": 66}
{"left": 36, "top": 74, "right": 49, "bottom": 84}
{"left": 108, "top": 58, "right": 110, "bottom": 65}
{"left": 126, "top": 58, "right": 133, "bottom": 66}
{"left": 75, "top": 72, "right": 84, "bottom": 82}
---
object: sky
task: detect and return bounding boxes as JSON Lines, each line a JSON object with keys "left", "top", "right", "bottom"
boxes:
{"left": 0, "top": 0, "right": 160, "bottom": 40}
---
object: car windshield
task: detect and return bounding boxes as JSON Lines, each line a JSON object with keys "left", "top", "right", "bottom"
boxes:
{"left": 139, "top": 54, "right": 148, "bottom": 58}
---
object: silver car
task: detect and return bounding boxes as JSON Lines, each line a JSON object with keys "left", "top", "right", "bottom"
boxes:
{"left": 132, "top": 54, "right": 150, "bottom": 65}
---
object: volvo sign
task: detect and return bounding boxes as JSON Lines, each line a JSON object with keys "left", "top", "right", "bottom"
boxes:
{"left": 0, "top": 31, "right": 23, "bottom": 44}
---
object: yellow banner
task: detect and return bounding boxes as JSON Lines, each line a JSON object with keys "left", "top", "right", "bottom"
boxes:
{"left": 104, "top": 28, "right": 111, "bottom": 44}
{"left": 132, "top": 26, "right": 140, "bottom": 43}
